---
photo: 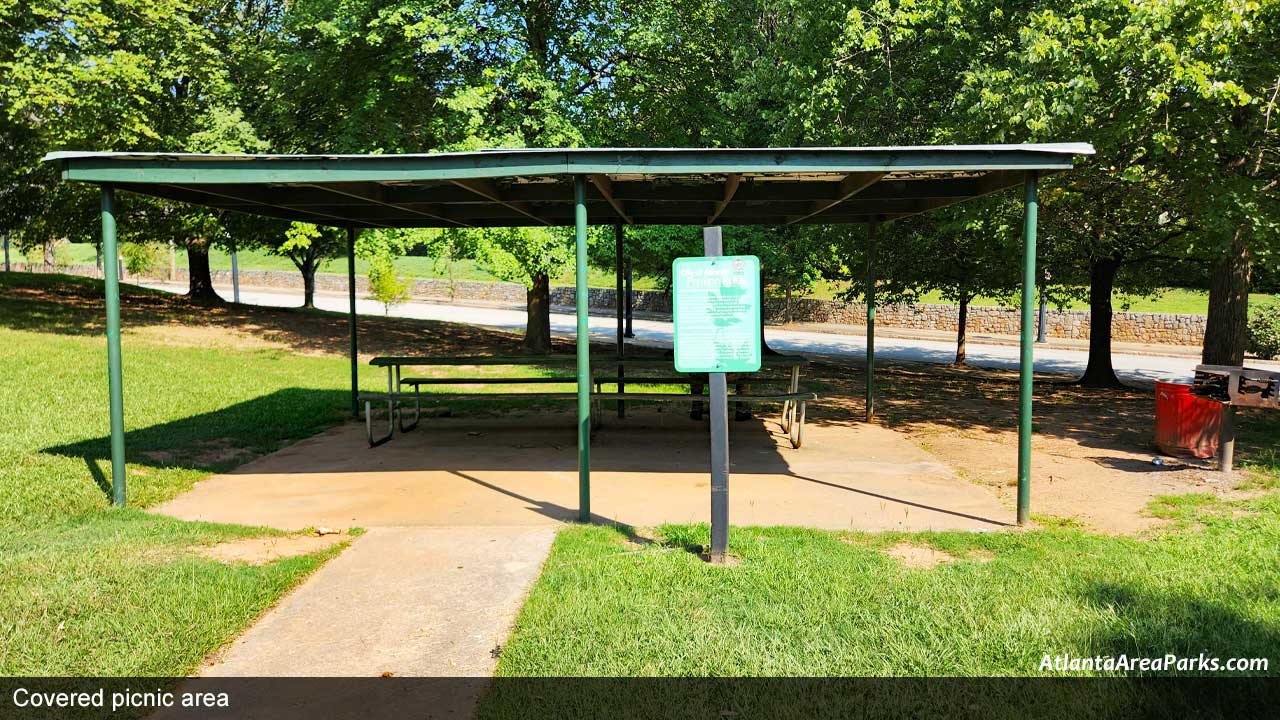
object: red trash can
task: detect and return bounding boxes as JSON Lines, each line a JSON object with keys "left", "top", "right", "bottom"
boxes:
{"left": 1154, "top": 382, "right": 1223, "bottom": 459}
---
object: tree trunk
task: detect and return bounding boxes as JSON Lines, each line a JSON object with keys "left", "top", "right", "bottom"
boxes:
{"left": 955, "top": 295, "right": 969, "bottom": 365}
{"left": 186, "top": 241, "right": 222, "bottom": 303}
{"left": 1079, "top": 256, "right": 1123, "bottom": 388}
{"left": 301, "top": 261, "right": 317, "bottom": 309}
{"left": 524, "top": 271, "right": 553, "bottom": 353}
{"left": 784, "top": 281, "right": 793, "bottom": 324}
{"left": 1202, "top": 227, "right": 1251, "bottom": 365}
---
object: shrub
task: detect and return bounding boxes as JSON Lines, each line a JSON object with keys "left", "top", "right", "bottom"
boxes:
{"left": 367, "top": 254, "right": 412, "bottom": 315}
{"left": 1248, "top": 302, "right": 1280, "bottom": 360}
{"left": 121, "top": 242, "right": 164, "bottom": 276}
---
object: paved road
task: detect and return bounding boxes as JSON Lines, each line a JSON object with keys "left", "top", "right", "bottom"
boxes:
{"left": 144, "top": 281, "right": 1277, "bottom": 385}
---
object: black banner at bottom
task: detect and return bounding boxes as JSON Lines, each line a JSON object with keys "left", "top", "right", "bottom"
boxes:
{"left": 1, "top": 677, "right": 1276, "bottom": 720}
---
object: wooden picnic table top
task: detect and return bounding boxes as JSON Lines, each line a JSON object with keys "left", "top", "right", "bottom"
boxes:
{"left": 370, "top": 354, "right": 809, "bottom": 368}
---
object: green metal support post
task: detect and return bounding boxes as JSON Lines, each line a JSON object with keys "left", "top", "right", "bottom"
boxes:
{"left": 865, "top": 221, "right": 877, "bottom": 421}
{"left": 102, "top": 186, "right": 127, "bottom": 506}
{"left": 1017, "top": 172, "right": 1039, "bottom": 525}
{"left": 347, "top": 227, "right": 359, "bottom": 419}
{"left": 615, "top": 223, "right": 626, "bottom": 419}
{"left": 575, "top": 177, "right": 591, "bottom": 521}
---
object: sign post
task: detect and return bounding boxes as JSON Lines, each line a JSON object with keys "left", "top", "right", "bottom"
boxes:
{"left": 673, "top": 229, "right": 761, "bottom": 562}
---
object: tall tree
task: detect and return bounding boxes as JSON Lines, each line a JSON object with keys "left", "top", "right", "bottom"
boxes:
{"left": 2, "top": 0, "right": 269, "bottom": 301}
{"left": 962, "top": 0, "right": 1280, "bottom": 377}
{"left": 446, "top": 0, "right": 624, "bottom": 350}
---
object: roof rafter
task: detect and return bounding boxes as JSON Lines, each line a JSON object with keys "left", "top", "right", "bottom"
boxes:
{"left": 784, "top": 171, "right": 886, "bottom": 225}
{"left": 168, "top": 184, "right": 392, "bottom": 228}
{"left": 884, "top": 170, "right": 1026, "bottom": 221}
{"left": 589, "top": 174, "right": 632, "bottom": 224}
{"left": 449, "top": 178, "right": 551, "bottom": 226}
{"left": 706, "top": 173, "right": 740, "bottom": 224}
{"left": 304, "top": 183, "right": 472, "bottom": 228}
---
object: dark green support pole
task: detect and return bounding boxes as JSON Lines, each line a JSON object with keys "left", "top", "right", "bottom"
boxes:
{"left": 575, "top": 177, "right": 591, "bottom": 522}
{"left": 347, "top": 227, "right": 359, "bottom": 419}
{"left": 624, "top": 264, "right": 634, "bottom": 338}
{"left": 102, "top": 186, "right": 127, "bottom": 507}
{"left": 1017, "top": 172, "right": 1039, "bottom": 526}
{"left": 865, "top": 221, "right": 878, "bottom": 422}
{"left": 615, "top": 223, "right": 626, "bottom": 419}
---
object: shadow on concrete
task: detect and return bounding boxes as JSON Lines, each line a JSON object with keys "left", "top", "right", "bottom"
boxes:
{"left": 784, "top": 472, "right": 1012, "bottom": 527}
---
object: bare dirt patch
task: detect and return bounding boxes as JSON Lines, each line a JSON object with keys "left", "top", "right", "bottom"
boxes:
{"left": 142, "top": 438, "right": 253, "bottom": 467}
{"left": 808, "top": 362, "right": 1261, "bottom": 534}
{"left": 195, "top": 533, "right": 348, "bottom": 566}
{"left": 885, "top": 542, "right": 957, "bottom": 569}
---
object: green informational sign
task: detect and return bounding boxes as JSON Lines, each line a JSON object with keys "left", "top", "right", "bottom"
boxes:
{"left": 672, "top": 255, "right": 762, "bottom": 373}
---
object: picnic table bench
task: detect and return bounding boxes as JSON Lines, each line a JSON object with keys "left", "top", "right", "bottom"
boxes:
{"left": 360, "top": 354, "right": 814, "bottom": 448}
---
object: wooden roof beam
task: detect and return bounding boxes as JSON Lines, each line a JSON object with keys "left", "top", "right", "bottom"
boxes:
{"left": 305, "top": 184, "right": 472, "bottom": 228}
{"left": 883, "top": 170, "right": 1026, "bottom": 221}
{"left": 167, "top": 184, "right": 393, "bottom": 228}
{"left": 449, "top": 178, "right": 551, "bottom": 226}
{"left": 706, "top": 173, "right": 740, "bottom": 224}
{"left": 589, "top": 174, "right": 632, "bottom": 224}
{"left": 784, "top": 171, "right": 885, "bottom": 225}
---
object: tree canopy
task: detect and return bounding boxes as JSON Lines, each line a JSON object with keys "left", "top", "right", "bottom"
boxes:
{"left": 3, "top": 0, "right": 1277, "bottom": 374}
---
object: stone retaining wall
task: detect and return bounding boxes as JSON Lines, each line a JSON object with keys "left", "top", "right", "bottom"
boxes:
{"left": 14, "top": 262, "right": 1207, "bottom": 346}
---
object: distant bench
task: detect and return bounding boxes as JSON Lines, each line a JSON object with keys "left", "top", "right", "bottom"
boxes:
{"left": 360, "top": 354, "right": 814, "bottom": 448}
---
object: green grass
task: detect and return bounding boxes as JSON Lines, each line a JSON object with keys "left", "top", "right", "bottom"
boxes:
{"left": 495, "top": 502, "right": 1280, "bottom": 676}
{"left": 0, "top": 271, "right": 682, "bottom": 674}
{"left": 0, "top": 273, "right": 380, "bottom": 674}
{"left": 61, "top": 243, "right": 662, "bottom": 290}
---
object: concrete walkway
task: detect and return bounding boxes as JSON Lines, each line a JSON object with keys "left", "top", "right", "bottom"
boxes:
{"left": 201, "top": 526, "right": 554, "bottom": 677}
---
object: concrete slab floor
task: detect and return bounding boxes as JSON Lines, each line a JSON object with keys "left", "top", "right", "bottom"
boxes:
{"left": 155, "top": 409, "right": 1011, "bottom": 532}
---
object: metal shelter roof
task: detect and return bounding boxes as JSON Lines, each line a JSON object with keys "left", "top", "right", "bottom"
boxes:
{"left": 45, "top": 144, "right": 1094, "bottom": 229}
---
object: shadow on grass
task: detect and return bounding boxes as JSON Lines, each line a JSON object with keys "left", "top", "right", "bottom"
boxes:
{"left": 1081, "top": 582, "right": 1280, "bottom": 672}
{"left": 42, "top": 388, "right": 353, "bottom": 502}
{"left": 0, "top": 271, "right": 586, "bottom": 359}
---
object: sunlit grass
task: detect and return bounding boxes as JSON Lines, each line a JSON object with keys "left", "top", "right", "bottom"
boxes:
{"left": 497, "top": 495, "right": 1280, "bottom": 676}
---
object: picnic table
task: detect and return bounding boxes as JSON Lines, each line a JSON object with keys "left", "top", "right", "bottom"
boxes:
{"left": 359, "top": 354, "right": 815, "bottom": 449}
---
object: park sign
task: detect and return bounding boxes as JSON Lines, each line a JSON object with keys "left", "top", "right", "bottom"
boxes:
{"left": 672, "top": 255, "right": 762, "bottom": 373}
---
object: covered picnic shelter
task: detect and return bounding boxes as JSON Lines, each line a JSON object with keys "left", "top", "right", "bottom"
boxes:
{"left": 45, "top": 144, "right": 1094, "bottom": 526}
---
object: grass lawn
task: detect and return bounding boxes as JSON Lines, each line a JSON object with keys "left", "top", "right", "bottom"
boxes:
{"left": 0, "top": 273, "right": 394, "bottom": 674}
{"left": 495, "top": 493, "right": 1280, "bottom": 676}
